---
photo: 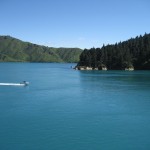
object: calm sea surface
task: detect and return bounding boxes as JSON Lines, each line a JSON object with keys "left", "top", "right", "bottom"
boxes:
{"left": 0, "top": 63, "right": 150, "bottom": 150}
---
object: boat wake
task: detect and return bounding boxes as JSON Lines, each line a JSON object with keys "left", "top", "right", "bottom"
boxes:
{"left": 0, "top": 81, "right": 29, "bottom": 86}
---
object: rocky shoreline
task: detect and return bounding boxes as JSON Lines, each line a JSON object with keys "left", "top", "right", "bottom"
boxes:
{"left": 74, "top": 65, "right": 134, "bottom": 71}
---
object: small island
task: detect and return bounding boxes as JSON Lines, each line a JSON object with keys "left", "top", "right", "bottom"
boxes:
{"left": 75, "top": 33, "right": 150, "bottom": 70}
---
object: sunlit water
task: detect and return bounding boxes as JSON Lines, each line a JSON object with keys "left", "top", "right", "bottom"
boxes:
{"left": 0, "top": 63, "right": 150, "bottom": 150}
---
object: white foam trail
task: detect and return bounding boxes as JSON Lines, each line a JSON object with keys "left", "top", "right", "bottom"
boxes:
{"left": 0, "top": 83, "right": 26, "bottom": 86}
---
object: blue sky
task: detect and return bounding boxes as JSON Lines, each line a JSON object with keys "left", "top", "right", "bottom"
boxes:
{"left": 0, "top": 0, "right": 150, "bottom": 49}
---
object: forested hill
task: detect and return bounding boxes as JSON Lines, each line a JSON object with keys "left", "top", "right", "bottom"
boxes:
{"left": 77, "top": 33, "right": 150, "bottom": 70}
{"left": 0, "top": 36, "right": 82, "bottom": 62}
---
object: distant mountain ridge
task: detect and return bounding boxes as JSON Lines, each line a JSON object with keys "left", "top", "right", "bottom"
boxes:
{"left": 0, "top": 36, "right": 82, "bottom": 62}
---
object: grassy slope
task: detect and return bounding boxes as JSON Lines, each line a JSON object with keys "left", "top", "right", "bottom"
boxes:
{"left": 55, "top": 48, "right": 82, "bottom": 62}
{"left": 0, "top": 36, "right": 82, "bottom": 62}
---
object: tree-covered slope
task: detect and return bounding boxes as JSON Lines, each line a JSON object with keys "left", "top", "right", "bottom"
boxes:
{"left": 77, "top": 33, "right": 150, "bottom": 70}
{"left": 0, "top": 36, "right": 82, "bottom": 62}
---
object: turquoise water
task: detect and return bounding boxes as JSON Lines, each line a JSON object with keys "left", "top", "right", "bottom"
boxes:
{"left": 0, "top": 63, "right": 150, "bottom": 150}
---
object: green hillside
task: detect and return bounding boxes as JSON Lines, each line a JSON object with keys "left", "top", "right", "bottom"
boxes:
{"left": 0, "top": 36, "right": 82, "bottom": 62}
{"left": 55, "top": 48, "right": 82, "bottom": 63}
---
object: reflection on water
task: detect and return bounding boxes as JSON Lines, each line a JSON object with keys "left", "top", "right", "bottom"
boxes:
{"left": 79, "top": 70, "right": 150, "bottom": 92}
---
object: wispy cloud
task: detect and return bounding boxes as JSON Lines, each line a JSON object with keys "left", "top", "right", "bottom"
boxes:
{"left": 78, "top": 37, "right": 86, "bottom": 41}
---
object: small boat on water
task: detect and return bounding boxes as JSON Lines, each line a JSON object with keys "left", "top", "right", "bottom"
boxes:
{"left": 0, "top": 81, "right": 29, "bottom": 86}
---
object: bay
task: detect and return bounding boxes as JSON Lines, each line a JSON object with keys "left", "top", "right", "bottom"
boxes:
{"left": 0, "top": 63, "right": 150, "bottom": 150}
